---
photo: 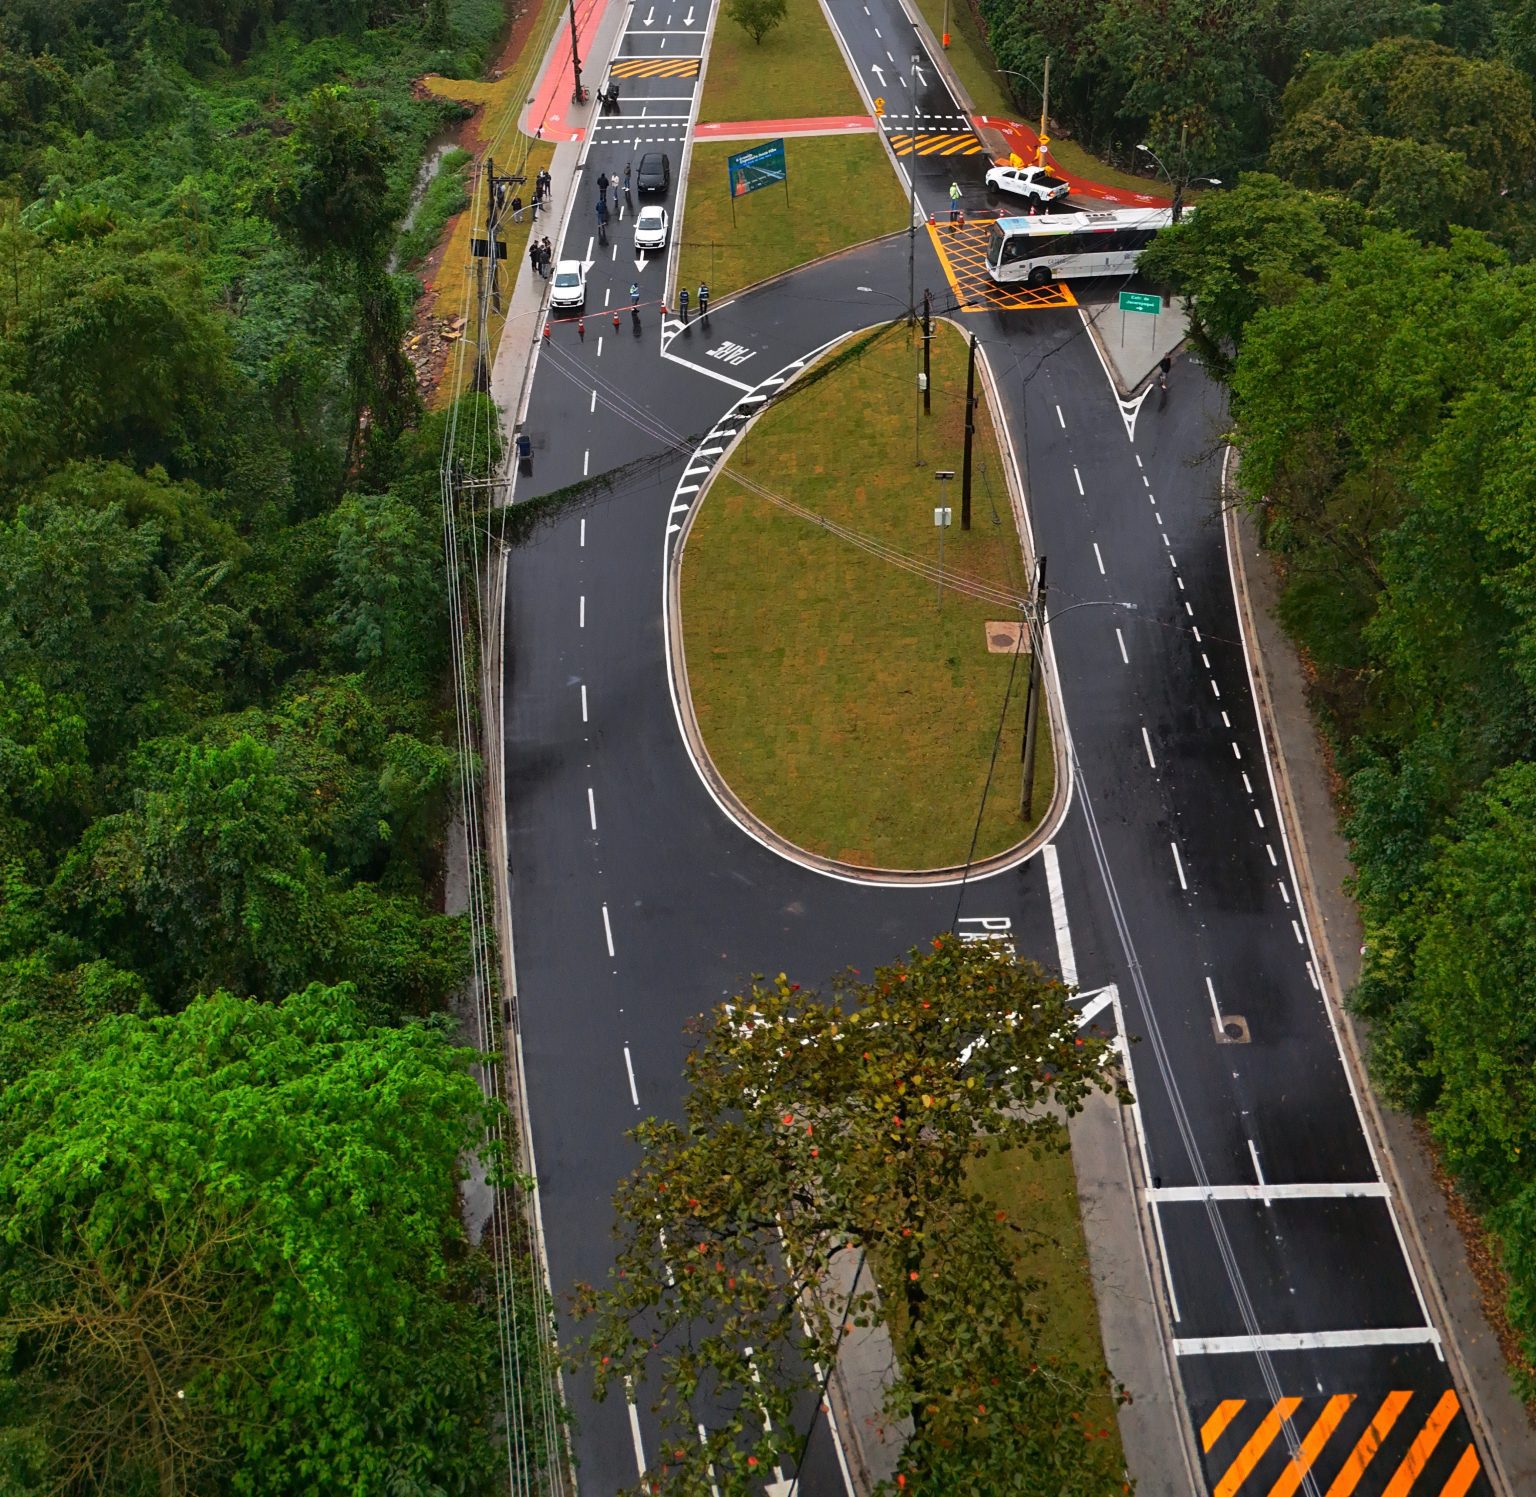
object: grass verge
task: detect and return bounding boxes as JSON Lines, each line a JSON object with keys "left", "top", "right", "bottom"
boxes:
{"left": 698, "top": 0, "right": 864, "bottom": 122}
{"left": 676, "top": 135, "right": 905, "bottom": 300}
{"left": 878, "top": 1133, "right": 1128, "bottom": 1472}
{"left": 680, "top": 321, "right": 1053, "bottom": 870}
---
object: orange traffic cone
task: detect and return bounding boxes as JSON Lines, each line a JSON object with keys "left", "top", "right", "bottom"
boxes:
{"left": 612, "top": 309, "right": 620, "bottom": 329}
{"left": 543, "top": 321, "right": 551, "bottom": 339}
{"left": 577, "top": 316, "right": 585, "bottom": 339}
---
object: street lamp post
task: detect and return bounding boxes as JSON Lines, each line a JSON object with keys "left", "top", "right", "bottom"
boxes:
{"left": 1135, "top": 132, "right": 1220, "bottom": 222}
{"left": 994, "top": 60, "right": 1050, "bottom": 167}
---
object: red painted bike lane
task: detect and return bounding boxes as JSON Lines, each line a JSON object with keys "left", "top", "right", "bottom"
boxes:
{"left": 521, "top": 0, "right": 612, "bottom": 143}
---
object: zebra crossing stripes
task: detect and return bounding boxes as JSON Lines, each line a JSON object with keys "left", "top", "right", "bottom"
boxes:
{"left": 609, "top": 56, "right": 700, "bottom": 78}
{"left": 889, "top": 130, "right": 984, "bottom": 157}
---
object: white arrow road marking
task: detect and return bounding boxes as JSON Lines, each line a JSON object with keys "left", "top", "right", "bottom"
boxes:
{"left": 642, "top": 4, "right": 655, "bottom": 21}
{"left": 635, "top": 255, "right": 648, "bottom": 272}
{"left": 913, "top": 65, "right": 927, "bottom": 86}
{"left": 870, "top": 62, "right": 886, "bottom": 86}
{"left": 683, "top": 4, "right": 695, "bottom": 20}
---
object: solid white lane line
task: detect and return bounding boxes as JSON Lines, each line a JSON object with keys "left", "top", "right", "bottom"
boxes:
{"left": 1142, "top": 725, "right": 1157, "bottom": 769}
{"left": 1093, "top": 542, "right": 1105, "bottom": 575}
{"left": 588, "top": 787, "right": 597, "bottom": 831}
{"left": 583, "top": 449, "right": 590, "bottom": 476}
{"left": 1175, "top": 1329, "right": 1438, "bottom": 1356}
{"left": 1042, "top": 844, "right": 1077, "bottom": 986}
{"left": 597, "top": 335, "right": 604, "bottom": 356}
{"left": 1074, "top": 466, "right": 1084, "bottom": 495}
{"left": 1152, "top": 1181, "right": 1389, "bottom": 1204}
{"left": 1206, "top": 976, "right": 1222, "bottom": 1025}
{"left": 626, "top": 1391, "right": 647, "bottom": 1477}
{"left": 602, "top": 903, "right": 615, "bottom": 957}
{"left": 1056, "top": 403, "right": 1065, "bottom": 428}
{"left": 580, "top": 517, "right": 586, "bottom": 546}
{"left": 1248, "top": 1138, "right": 1266, "bottom": 1187}
{"left": 1116, "top": 628, "right": 1128, "bottom": 664}
{"left": 696, "top": 1424, "right": 722, "bottom": 1497}
{"left": 579, "top": 594, "right": 586, "bottom": 627}
{"left": 1171, "top": 842, "right": 1187, "bottom": 890}
{"left": 1266, "top": 843, "right": 1277, "bottom": 865}
{"left": 581, "top": 683, "right": 589, "bottom": 721}
{"left": 590, "top": 389, "right": 597, "bottom": 413}
{"left": 1307, "top": 961, "right": 1319, "bottom": 990}
{"left": 624, "top": 1044, "right": 640, "bottom": 1107}
{"left": 1150, "top": 1203, "right": 1182, "bottom": 1322}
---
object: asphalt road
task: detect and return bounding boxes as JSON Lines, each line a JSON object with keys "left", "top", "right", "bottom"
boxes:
{"left": 502, "top": 3, "right": 1493, "bottom": 1494}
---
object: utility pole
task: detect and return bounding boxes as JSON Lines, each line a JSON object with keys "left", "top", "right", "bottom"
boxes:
{"left": 474, "top": 156, "right": 497, "bottom": 393}
{"left": 907, "top": 53, "right": 920, "bottom": 325}
{"left": 1036, "top": 55, "right": 1050, "bottom": 167}
{"left": 922, "top": 290, "right": 932, "bottom": 414}
{"left": 567, "top": 0, "right": 584, "bottom": 105}
{"left": 959, "top": 331, "right": 976, "bottom": 530}
{"left": 1172, "top": 121, "right": 1189, "bottom": 222}
{"left": 1019, "top": 555, "right": 1048, "bottom": 820}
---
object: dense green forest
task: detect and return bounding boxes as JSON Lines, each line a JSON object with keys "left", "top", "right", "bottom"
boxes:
{"left": 1104, "top": 1, "right": 1536, "bottom": 1395}
{"left": 0, "top": 1, "right": 548, "bottom": 1491}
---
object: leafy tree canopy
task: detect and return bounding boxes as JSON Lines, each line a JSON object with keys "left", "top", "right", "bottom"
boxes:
{"left": 581, "top": 936, "right": 1125, "bottom": 1496}
{"left": 0, "top": 985, "right": 508, "bottom": 1494}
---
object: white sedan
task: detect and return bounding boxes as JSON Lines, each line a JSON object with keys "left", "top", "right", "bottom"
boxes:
{"left": 633, "top": 204, "right": 669, "bottom": 251}
{"left": 549, "top": 259, "right": 586, "bottom": 310}
{"left": 984, "top": 164, "right": 1070, "bottom": 205}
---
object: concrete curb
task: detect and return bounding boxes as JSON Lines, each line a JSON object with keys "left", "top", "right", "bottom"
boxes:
{"left": 1221, "top": 461, "right": 1532, "bottom": 1494}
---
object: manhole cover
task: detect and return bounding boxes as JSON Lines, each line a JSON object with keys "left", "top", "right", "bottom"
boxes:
{"left": 985, "top": 620, "right": 1029, "bottom": 654}
{"left": 1213, "top": 1014, "right": 1251, "bottom": 1044}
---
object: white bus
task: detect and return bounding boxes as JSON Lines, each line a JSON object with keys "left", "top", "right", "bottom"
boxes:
{"left": 985, "top": 206, "right": 1177, "bottom": 288}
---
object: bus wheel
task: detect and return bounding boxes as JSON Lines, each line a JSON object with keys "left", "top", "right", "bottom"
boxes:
{"left": 1028, "top": 267, "right": 1052, "bottom": 288}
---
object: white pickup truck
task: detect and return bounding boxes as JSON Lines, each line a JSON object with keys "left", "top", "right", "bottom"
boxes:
{"left": 984, "top": 163, "right": 1070, "bottom": 206}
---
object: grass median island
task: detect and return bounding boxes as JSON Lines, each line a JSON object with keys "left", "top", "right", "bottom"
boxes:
{"left": 676, "top": 135, "right": 904, "bottom": 299}
{"left": 679, "top": 321, "right": 1053, "bottom": 870}
{"left": 677, "top": 0, "right": 903, "bottom": 299}
{"left": 700, "top": 0, "right": 863, "bottom": 121}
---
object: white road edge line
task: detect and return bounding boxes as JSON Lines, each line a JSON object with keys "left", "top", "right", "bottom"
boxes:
{"left": 626, "top": 1387, "right": 648, "bottom": 1477}
{"left": 1150, "top": 1202, "right": 1182, "bottom": 1322}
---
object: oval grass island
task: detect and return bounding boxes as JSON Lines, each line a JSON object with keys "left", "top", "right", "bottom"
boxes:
{"left": 678, "top": 321, "right": 1054, "bottom": 873}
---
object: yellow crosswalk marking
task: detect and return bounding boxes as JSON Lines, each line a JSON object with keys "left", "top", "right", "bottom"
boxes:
{"left": 1266, "top": 1395, "right": 1353, "bottom": 1497}
{"left": 1323, "top": 1390, "right": 1411, "bottom": 1497}
{"left": 890, "top": 132, "right": 982, "bottom": 157}
{"left": 1381, "top": 1390, "right": 1459, "bottom": 1497}
{"left": 1203, "top": 1400, "right": 1246, "bottom": 1453}
{"left": 1215, "top": 1397, "right": 1301, "bottom": 1497}
{"left": 609, "top": 57, "right": 700, "bottom": 77}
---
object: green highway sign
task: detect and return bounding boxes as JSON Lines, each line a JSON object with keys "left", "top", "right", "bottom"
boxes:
{"left": 1118, "top": 291, "right": 1162, "bottom": 314}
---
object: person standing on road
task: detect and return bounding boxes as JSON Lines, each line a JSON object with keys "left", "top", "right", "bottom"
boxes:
{"left": 630, "top": 282, "right": 641, "bottom": 308}
{"left": 623, "top": 161, "right": 632, "bottom": 197}
{"left": 948, "top": 180, "right": 961, "bottom": 222}
{"left": 597, "top": 170, "right": 609, "bottom": 198}
{"left": 697, "top": 281, "right": 709, "bottom": 319}
{"left": 678, "top": 285, "right": 689, "bottom": 324}
{"left": 1158, "top": 354, "right": 1171, "bottom": 390}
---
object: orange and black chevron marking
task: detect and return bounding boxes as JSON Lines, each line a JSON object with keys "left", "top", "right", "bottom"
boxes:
{"left": 890, "top": 130, "right": 983, "bottom": 157}
{"left": 1197, "top": 1389, "right": 1487, "bottom": 1495}
{"left": 609, "top": 56, "right": 700, "bottom": 78}
{"left": 922, "top": 218, "right": 1075, "bottom": 314}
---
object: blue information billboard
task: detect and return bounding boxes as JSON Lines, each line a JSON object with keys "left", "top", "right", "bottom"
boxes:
{"left": 727, "top": 138, "right": 787, "bottom": 198}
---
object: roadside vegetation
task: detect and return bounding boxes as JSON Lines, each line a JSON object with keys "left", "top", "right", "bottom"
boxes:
{"left": 702, "top": 0, "right": 862, "bottom": 121}
{"left": 1126, "top": 4, "right": 1536, "bottom": 1401}
{"left": 581, "top": 937, "right": 1129, "bottom": 1496}
{"left": 0, "top": 1, "right": 559, "bottom": 1488}
{"left": 681, "top": 320, "right": 1050, "bottom": 870}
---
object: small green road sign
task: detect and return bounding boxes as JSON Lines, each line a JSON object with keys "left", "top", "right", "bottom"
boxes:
{"left": 1118, "top": 290, "right": 1162, "bottom": 314}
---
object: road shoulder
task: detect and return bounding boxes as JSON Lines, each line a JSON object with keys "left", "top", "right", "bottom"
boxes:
{"left": 1225, "top": 484, "right": 1536, "bottom": 1496}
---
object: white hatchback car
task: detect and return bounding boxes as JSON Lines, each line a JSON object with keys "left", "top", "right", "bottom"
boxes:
{"left": 633, "top": 204, "right": 669, "bottom": 251}
{"left": 549, "top": 259, "right": 586, "bottom": 310}
{"left": 984, "top": 164, "right": 1070, "bottom": 205}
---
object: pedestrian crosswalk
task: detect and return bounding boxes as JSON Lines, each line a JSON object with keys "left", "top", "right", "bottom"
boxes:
{"left": 890, "top": 130, "right": 984, "bottom": 157}
{"left": 609, "top": 55, "right": 701, "bottom": 78}
{"left": 1197, "top": 1389, "right": 1486, "bottom": 1495}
